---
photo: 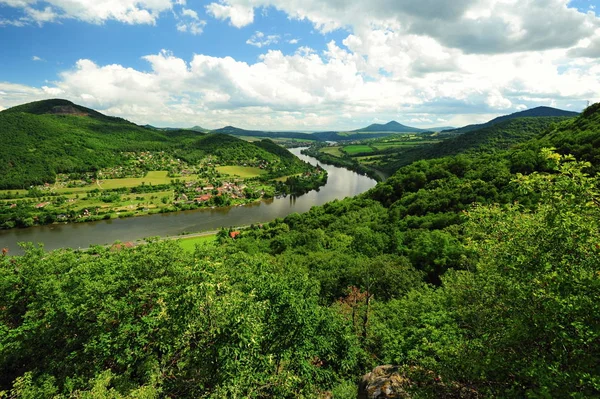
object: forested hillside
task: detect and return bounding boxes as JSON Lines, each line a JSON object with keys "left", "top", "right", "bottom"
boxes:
{"left": 381, "top": 116, "right": 573, "bottom": 171}
{"left": 0, "top": 100, "right": 310, "bottom": 188}
{"left": 442, "top": 106, "right": 579, "bottom": 135}
{"left": 1, "top": 104, "right": 599, "bottom": 398}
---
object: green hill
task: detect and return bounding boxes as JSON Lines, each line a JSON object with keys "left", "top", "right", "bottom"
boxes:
{"left": 443, "top": 106, "right": 579, "bottom": 135}
{"left": 380, "top": 116, "right": 574, "bottom": 172}
{"left": 2, "top": 103, "right": 600, "bottom": 398}
{"left": 0, "top": 99, "right": 307, "bottom": 189}
{"left": 212, "top": 126, "right": 317, "bottom": 141}
{"left": 353, "top": 120, "right": 426, "bottom": 133}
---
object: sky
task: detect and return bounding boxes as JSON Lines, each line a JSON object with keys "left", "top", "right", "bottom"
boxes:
{"left": 0, "top": 0, "right": 599, "bottom": 131}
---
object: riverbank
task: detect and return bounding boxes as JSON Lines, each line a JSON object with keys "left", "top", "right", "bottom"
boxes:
{"left": 0, "top": 149, "right": 377, "bottom": 255}
{"left": 301, "top": 145, "right": 387, "bottom": 181}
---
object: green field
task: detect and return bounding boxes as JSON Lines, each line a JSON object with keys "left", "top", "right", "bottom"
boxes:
{"left": 0, "top": 189, "right": 27, "bottom": 196}
{"left": 343, "top": 145, "right": 374, "bottom": 154}
{"left": 177, "top": 234, "right": 217, "bottom": 252}
{"left": 320, "top": 146, "right": 344, "bottom": 157}
{"left": 217, "top": 166, "right": 266, "bottom": 178}
{"left": 273, "top": 173, "right": 302, "bottom": 182}
{"left": 95, "top": 171, "right": 194, "bottom": 190}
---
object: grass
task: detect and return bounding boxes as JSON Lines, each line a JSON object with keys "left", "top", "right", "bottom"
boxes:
{"left": 178, "top": 234, "right": 217, "bottom": 252}
{"left": 217, "top": 166, "right": 266, "bottom": 178}
{"left": 343, "top": 145, "right": 373, "bottom": 154}
{"left": 0, "top": 189, "right": 27, "bottom": 196}
{"left": 48, "top": 171, "right": 197, "bottom": 194}
{"left": 320, "top": 146, "right": 344, "bottom": 157}
{"left": 273, "top": 173, "right": 302, "bottom": 182}
{"left": 96, "top": 171, "right": 195, "bottom": 190}
{"left": 371, "top": 141, "right": 441, "bottom": 150}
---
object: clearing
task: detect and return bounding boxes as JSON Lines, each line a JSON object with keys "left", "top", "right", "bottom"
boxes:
{"left": 217, "top": 166, "right": 266, "bottom": 178}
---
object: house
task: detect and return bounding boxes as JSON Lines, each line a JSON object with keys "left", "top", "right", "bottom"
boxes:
{"left": 35, "top": 202, "right": 50, "bottom": 209}
{"left": 229, "top": 231, "right": 240, "bottom": 239}
{"left": 110, "top": 241, "right": 135, "bottom": 252}
{"left": 195, "top": 194, "right": 212, "bottom": 202}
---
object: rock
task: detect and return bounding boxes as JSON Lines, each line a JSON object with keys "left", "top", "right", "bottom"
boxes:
{"left": 358, "top": 365, "right": 411, "bottom": 399}
{"left": 358, "top": 365, "right": 479, "bottom": 399}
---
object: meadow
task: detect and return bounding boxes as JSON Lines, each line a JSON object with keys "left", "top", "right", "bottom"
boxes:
{"left": 343, "top": 144, "right": 374, "bottom": 154}
{"left": 177, "top": 233, "right": 217, "bottom": 252}
{"left": 216, "top": 166, "right": 267, "bottom": 178}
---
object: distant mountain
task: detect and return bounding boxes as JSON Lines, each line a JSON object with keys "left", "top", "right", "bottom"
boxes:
{"left": 212, "top": 126, "right": 317, "bottom": 141}
{"left": 189, "top": 125, "right": 208, "bottom": 133}
{"left": 426, "top": 126, "right": 455, "bottom": 132}
{"left": 443, "top": 106, "right": 579, "bottom": 135}
{"left": 3, "top": 98, "right": 130, "bottom": 124}
{"left": 143, "top": 124, "right": 209, "bottom": 133}
{"left": 382, "top": 116, "right": 575, "bottom": 172}
{"left": 354, "top": 120, "right": 426, "bottom": 133}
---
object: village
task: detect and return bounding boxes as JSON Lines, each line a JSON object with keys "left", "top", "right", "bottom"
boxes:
{"left": 0, "top": 150, "right": 327, "bottom": 229}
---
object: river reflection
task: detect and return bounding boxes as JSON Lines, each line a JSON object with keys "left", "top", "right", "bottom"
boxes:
{"left": 0, "top": 148, "right": 377, "bottom": 254}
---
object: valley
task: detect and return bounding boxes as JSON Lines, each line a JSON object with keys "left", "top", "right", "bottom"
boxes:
{"left": 1, "top": 99, "right": 599, "bottom": 398}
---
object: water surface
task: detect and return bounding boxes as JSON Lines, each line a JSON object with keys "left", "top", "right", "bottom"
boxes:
{"left": 0, "top": 148, "right": 377, "bottom": 254}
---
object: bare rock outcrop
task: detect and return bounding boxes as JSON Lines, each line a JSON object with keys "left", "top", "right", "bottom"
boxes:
{"left": 358, "top": 365, "right": 479, "bottom": 399}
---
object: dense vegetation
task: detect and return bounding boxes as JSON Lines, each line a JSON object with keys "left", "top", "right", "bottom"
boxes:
{"left": 380, "top": 116, "right": 574, "bottom": 172}
{"left": 0, "top": 100, "right": 311, "bottom": 189}
{"left": 1, "top": 103, "right": 599, "bottom": 397}
{"left": 442, "top": 105, "right": 579, "bottom": 135}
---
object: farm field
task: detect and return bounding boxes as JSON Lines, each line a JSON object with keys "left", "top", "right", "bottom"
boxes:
{"left": 273, "top": 173, "right": 302, "bottom": 182}
{"left": 320, "top": 146, "right": 345, "bottom": 157}
{"left": 95, "top": 171, "right": 196, "bottom": 190}
{"left": 177, "top": 234, "right": 217, "bottom": 252}
{"left": 343, "top": 145, "right": 374, "bottom": 154}
{"left": 355, "top": 155, "right": 385, "bottom": 164}
{"left": 216, "top": 166, "right": 267, "bottom": 178}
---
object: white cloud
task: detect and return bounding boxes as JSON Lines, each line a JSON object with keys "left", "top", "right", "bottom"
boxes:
{"left": 2, "top": 0, "right": 600, "bottom": 129}
{"left": 32, "top": 55, "right": 44, "bottom": 61}
{"left": 3, "top": 44, "right": 598, "bottom": 130}
{"left": 246, "top": 31, "right": 280, "bottom": 47}
{"left": 205, "top": 1, "right": 254, "bottom": 28}
{"left": 0, "top": 0, "right": 176, "bottom": 25}
{"left": 175, "top": 7, "right": 206, "bottom": 35}
{"left": 204, "top": 0, "right": 599, "bottom": 53}
{"left": 181, "top": 8, "right": 199, "bottom": 20}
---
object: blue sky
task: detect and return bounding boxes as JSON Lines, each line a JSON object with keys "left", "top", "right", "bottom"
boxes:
{"left": 1, "top": 4, "right": 348, "bottom": 86}
{"left": 0, "top": 0, "right": 599, "bottom": 130}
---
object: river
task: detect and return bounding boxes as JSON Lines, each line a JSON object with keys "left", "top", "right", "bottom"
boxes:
{"left": 0, "top": 148, "right": 378, "bottom": 255}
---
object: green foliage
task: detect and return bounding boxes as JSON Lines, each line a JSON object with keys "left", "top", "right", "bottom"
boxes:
{"left": 0, "top": 242, "right": 362, "bottom": 398}
{"left": 382, "top": 116, "right": 572, "bottom": 172}
{"left": 0, "top": 101, "right": 312, "bottom": 189}
{"left": 371, "top": 152, "right": 600, "bottom": 397}
{"left": 2, "top": 102, "right": 600, "bottom": 398}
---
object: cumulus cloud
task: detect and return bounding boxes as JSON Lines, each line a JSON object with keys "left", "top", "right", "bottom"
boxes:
{"left": 2, "top": 0, "right": 600, "bottom": 129}
{"left": 176, "top": 7, "right": 206, "bottom": 35}
{"left": 246, "top": 31, "right": 280, "bottom": 47}
{"left": 0, "top": 0, "right": 176, "bottom": 25}
{"left": 568, "top": 31, "right": 600, "bottom": 58}
{"left": 2, "top": 44, "right": 598, "bottom": 130}
{"left": 205, "top": 1, "right": 254, "bottom": 28}
{"left": 204, "top": 0, "right": 599, "bottom": 54}
{"left": 32, "top": 55, "right": 44, "bottom": 61}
